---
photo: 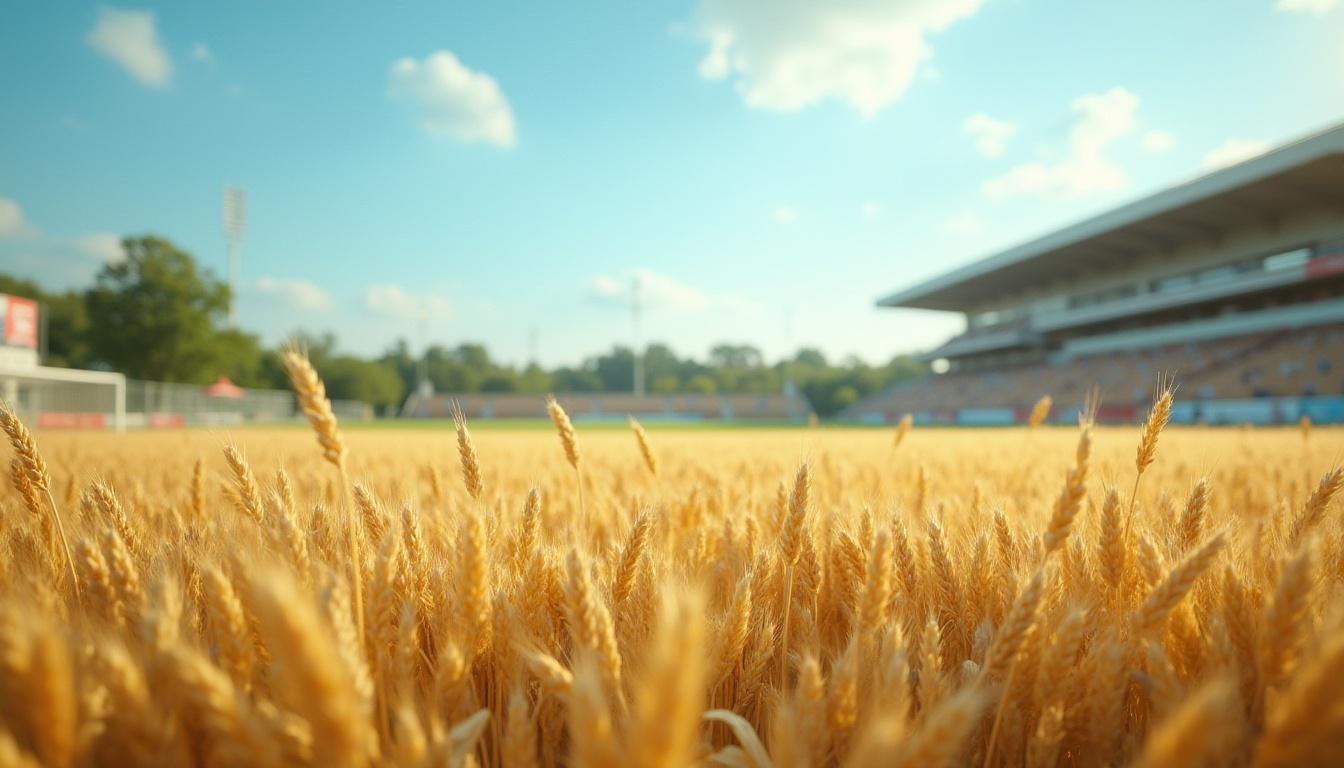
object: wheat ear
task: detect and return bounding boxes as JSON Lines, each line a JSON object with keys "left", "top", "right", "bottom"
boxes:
{"left": 0, "top": 403, "right": 79, "bottom": 599}
{"left": 280, "top": 344, "right": 362, "bottom": 654}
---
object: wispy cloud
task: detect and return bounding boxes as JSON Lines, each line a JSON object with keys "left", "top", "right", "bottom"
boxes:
{"left": 691, "top": 0, "right": 986, "bottom": 117}
{"left": 190, "top": 42, "right": 214, "bottom": 63}
{"left": 0, "top": 197, "right": 36, "bottom": 237}
{"left": 87, "top": 8, "right": 172, "bottom": 87}
{"left": 983, "top": 87, "right": 1139, "bottom": 200}
{"left": 256, "top": 277, "right": 334, "bottom": 312}
{"left": 364, "top": 283, "right": 452, "bottom": 320}
{"left": 387, "top": 51, "right": 516, "bottom": 147}
{"left": 963, "top": 114, "right": 1015, "bottom": 158}
{"left": 1202, "top": 137, "right": 1270, "bottom": 170}
{"left": 1141, "top": 130, "right": 1174, "bottom": 152}
{"left": 1276, "top": 0, "right": 1338, "bottom": 15}
{"left": 75, "top": 232, "right": 123, "bottom": 264}
{"left": 584, "top": 268, "right": 755, "bottom": 315}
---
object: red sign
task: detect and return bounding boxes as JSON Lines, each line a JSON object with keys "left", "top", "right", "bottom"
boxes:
{"left": 1, "top": 295, "right": 38, "bottom": 349}
{"left": 37, "top": 413, "right": 106, "bottom": 430}
{"left": 148, "top": 413, "right": 186, "bottom": 429}
{"left": 1306, "top": 253, "right": 1344, "bottom": 280}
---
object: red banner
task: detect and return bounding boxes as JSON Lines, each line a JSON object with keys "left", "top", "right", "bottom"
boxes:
{"left": 37, "top": 413, "right": 105, "bottom": 429}
{"left": 1306, "top": 253, "right": 1344, "bottom": 280}
{"left": 148, "top": 413, "right": 186, "bottom": 429}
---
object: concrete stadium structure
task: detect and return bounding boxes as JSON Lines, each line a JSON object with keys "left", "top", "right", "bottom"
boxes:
{"left": 852, "top": 123, "right": 1344, "bottom": 425}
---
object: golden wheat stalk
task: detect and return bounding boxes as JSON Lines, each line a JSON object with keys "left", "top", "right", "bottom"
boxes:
{"left": 894, "top": 413, "right": 913, "bottom": 448}
{"left": 279, "top": 343, "right": 363, "bottom": 653}
{"left": 451, "top": 401, "right": 484, "bottom": 501}
{"left": 627, "top": 415, "right": 659, "bottom": 477}
{"left": 1028, "top": 396, "right": 1052, "bottom": 430}
{"left": 546, "top": 394, "right": 584, "bottom": 513}
{"left": 0, "top": 402, "right": 79, "bottom": 600}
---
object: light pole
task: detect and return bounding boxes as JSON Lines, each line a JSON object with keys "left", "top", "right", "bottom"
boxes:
{"left": 222, "top": 185, "right": 247, "bottom": 328}
{"left": 417, "top": 309, "right": 433, "bottom": 398}
{"left": 632, "top": 275, "right": 645, "bottom": 397}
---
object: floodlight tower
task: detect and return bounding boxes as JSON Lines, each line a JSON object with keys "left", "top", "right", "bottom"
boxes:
{"left": 417, "top": 309, "right": 433, "bottom": 398}
{"left": 222, "top": 185, "right": 247, "bottom": 328}
{"left": 632, "top": 275, "right": 645, "bottom": 397}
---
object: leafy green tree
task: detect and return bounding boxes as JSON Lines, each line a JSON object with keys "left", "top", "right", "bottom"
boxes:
{"left": 318, "top": 357, "right": 405, "bottom": 410}
{"left": 516, "top": 363, "right": 554, "bottom": 393}
{"left": 83, "top": 236, "right": 231, "bottom": 382}
{"left": 684, "top": 374, "right": 717, "bottom": 393}
{"left": 552, "top": 366, "right": 603, "bottom": 392}
{"left": 593, "top": 347, "right": 634, "bottom": 392}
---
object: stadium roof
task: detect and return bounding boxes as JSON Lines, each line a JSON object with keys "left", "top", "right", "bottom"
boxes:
{"left": 878, "top": 123, "right": 1344, "bottom": 312}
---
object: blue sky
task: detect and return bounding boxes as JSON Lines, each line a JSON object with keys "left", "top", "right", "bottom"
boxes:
{"left": 2, "top": 1, "right": 1343, "bottom": 367}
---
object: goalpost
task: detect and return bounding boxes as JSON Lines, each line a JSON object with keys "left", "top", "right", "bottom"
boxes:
{"left": 0, "top": 363, "right": 127, "bottom": 433}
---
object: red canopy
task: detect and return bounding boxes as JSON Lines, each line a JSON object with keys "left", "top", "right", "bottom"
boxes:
{"left": 203, "top": 376, "right": 245, "bottom": 399}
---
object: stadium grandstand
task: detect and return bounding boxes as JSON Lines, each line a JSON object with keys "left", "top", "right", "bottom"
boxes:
{"left": 403, "top": 392, "right": 811, "bottom": 422}
{"left": 848, "top": 122, "right": 1344, "bottom": 426}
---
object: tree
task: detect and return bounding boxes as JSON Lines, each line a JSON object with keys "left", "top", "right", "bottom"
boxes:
{"left": 709, "top": 343, "right": 763, "bottom": 369}
{"left": 313, "top": 355, "right": 405, "bottom": 410}
{"left": 83, "top": 236, "right": 231, "bottom": 382}
{"left": 592, "top": 347, "right": 634, "bottom": 392}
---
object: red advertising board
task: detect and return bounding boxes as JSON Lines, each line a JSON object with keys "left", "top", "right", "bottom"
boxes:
{"left": 148, "top": 413, "right": 187, "bottom": 429}
{"left": 37, "top": 413, "right": 106, "bottom": 430}
{"left": 1306, "top": 252, "right": 1344, "bottom": 280}
{"left": 1, "top": 294, "right": 39, "bottom": 349}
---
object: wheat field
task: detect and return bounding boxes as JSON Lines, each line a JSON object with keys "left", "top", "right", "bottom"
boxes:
{"left": 3, "top": 385, "right": 1344, "bottom": 767}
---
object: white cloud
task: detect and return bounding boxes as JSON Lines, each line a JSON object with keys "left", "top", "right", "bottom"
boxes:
{"left": 861, "top": 201, "right": 880, "bottom": 219}
{"left": 584, "top": 268, "right": 755, "bottom": 315}
{"left": 963, "top": 114, "right": 1015, "bottom": 158}
{"left": 0, "top": 231, "right": 124, "bottom": 288}
{"left": 76, "top": 232, "right": 123, "bottom": 263}
{"left": 0, "top": 197, "right": 33, "bottom": 237}
{"left": 1277, "top": 0, "right": 1339, "bottom": 14}
{"left": 364, "top": 283, "right": 452, "bottom": 321}
{"left": 774, "top": 206, "right": 796, "bottom": 223}
{"left": 190, "top": 42, "right": 213, "bottom": 63}
{"left": 944, "top": 212, "right": 982, "bottom": 234}
{"left": 1202, "top": 138, "right": 1271, "bottom": 170}
{"left": 691, "top": 0, "right": 985, "bottom": 117}
{"left": 983, "top": 87, "right": 1139, "bottom": 200}
{"left": 387, "top": 51, "right": 516, "bottom": 147}
{"left": 1142, "top": 130, "right": 1174, "bottom": 152}
{"left": 86, "top": 8, "right": 172, "bottom": 87}
{"left": 255, "top": 277, "right": 334, "bottom": 312}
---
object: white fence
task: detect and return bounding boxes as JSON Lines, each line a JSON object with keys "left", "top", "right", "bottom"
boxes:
{"left": 1, "top": 366, "right": 371, "bottom": 430}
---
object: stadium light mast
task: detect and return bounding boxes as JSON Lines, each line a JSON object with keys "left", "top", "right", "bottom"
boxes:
{"left": 222, "top": 185, "right": 247, "bottom": 328}
{"left": 632, "top": 275, "right": 645, "bottom": 397}
{"left": 416, "top": 309, "right": 433, "bottom": 398}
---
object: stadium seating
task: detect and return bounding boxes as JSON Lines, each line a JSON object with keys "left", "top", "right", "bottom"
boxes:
{"left": 849, "top": 322, "right": 1344, "bottom": 420}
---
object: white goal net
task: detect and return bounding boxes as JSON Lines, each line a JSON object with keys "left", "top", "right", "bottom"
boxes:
{"left": 0, "top": 364, "right": 127, "bottom": 432}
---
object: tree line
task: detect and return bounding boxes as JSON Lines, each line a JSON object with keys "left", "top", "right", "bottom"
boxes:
{"left": 2, "top": 235, "right": 926, "bottom": 416}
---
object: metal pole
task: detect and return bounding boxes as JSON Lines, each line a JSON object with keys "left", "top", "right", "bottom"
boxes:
{"left": 223, "top": 184, "right": 247, "bottom": 329}
{"left": 114, "top": 374, "right": 125, "bottom": 433}
{"left": 632, "top": 277, "right": 644, "bottom": 397}
{"left": 228, "top": 238, "right": 239, "bottom": 328}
